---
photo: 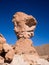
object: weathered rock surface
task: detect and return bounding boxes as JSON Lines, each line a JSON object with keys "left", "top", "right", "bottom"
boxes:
{"left": 12, "top": 12, "right": 37, "bottom": 38}
{"left": 13, "top": 38, "right": 38, "bottom": 56}
{"left": 3, "top": 43, "right": 13, "bottom": 52}
{"left": 0, "top": 34, "right": 15, "bottom": 63}
{"left": 5, "top": 49, "right": 14, "bottom": 62}
{"left": 10, "top": 54, "right": 49, "bottom": 65}
{"left": 4, "top": 44, "right": 15, "bottom": 63}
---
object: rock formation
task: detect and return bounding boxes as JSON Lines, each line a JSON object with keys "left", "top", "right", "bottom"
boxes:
{"left": 0, "top": 34, "right": 15, "bottom": 64}
{"left": 12, "top": 12, "right": 49, "bottom": 65}
{"left": 12, "top": 12, "right": 39, "bottom": 57}
{"left": 0, "top": 12, "right": 49, "bottom": 65}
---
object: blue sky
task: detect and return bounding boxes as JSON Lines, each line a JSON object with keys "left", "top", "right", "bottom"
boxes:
{"left": 0, "top": 0, "right": 49, "bottom": 46}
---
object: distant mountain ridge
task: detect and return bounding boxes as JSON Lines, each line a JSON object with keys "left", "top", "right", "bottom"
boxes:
{"left": 35, "top": 44, "right": 49, "bottom": 56}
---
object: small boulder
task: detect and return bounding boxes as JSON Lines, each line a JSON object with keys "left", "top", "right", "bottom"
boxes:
{"left": 0, "top": 56, "right": 4, "bottom": 63}
{"left": 3, "top": 43, "right": 12, "bottom": 52}
{"left": 5, "top": 49, "right": 15, "bottom": 62}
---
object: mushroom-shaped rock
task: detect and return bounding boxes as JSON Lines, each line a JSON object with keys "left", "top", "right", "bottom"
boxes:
{"left": 12, "top": 12, "right": 37, "bottom": 39}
